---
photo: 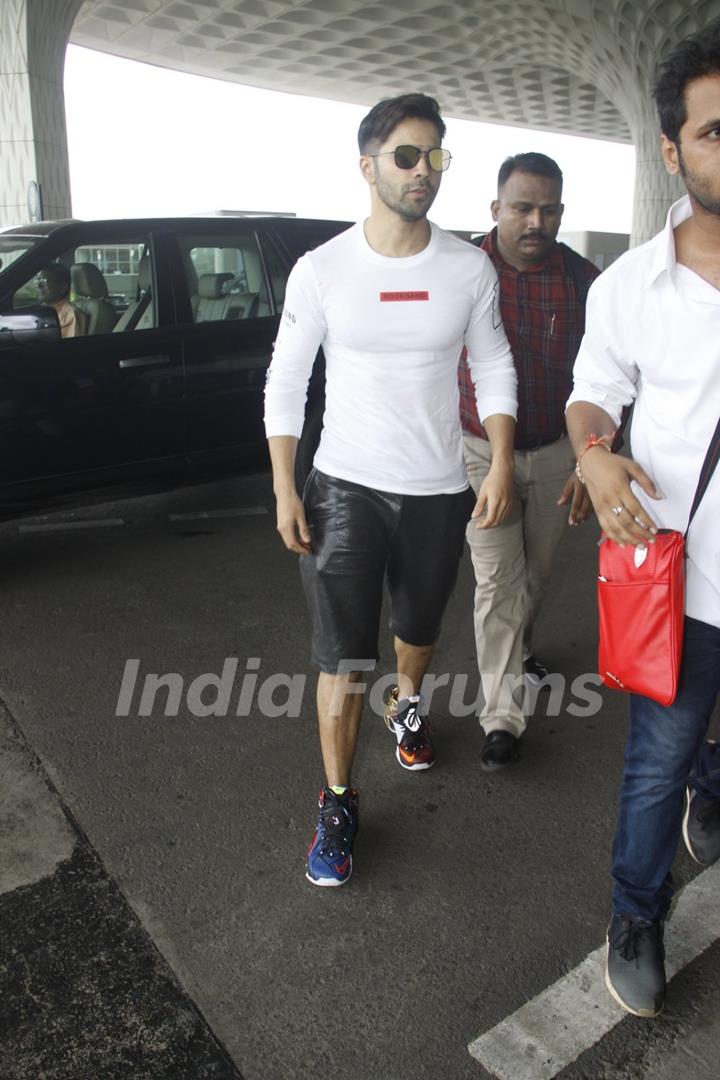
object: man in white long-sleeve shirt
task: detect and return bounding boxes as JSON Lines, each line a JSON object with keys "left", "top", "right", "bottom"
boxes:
{"left": 264, "top": 92, "right": 517, "bottom": 887}
{"left": 566, "top": 21, "right": 720, "bottom": 1017}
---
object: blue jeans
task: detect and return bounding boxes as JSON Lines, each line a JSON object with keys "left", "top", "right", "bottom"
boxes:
{"left": 612, "top": 617, "right": 720, "bottom": 922}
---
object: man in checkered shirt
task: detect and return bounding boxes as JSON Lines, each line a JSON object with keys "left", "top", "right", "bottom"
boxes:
{"left": 459, "top": 152, "right": 599, "bottom": 772}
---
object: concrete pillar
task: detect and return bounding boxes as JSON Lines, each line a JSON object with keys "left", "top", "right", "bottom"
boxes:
{"left": 629, "top": 100, "right": 684, "bottom": 247}
{"left": 0, "top": 0, "right": 82, "bottom": 227}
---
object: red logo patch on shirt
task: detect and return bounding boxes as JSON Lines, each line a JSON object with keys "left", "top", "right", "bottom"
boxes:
{"left": 379, "top": 291, "right": 429, "bottom": 302}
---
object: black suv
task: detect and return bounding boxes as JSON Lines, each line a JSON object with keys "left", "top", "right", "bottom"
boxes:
{"left": 0, "top": 216, "right": 347, "bottom": 520}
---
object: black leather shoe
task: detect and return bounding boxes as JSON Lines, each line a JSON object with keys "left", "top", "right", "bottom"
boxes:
{"left": 480, "top": 730, "right": 518, "bottom": 772}
{"left": 606, "top": 914, "right": 666, "bottom": 1017}
{"left": 523, "top": 654, "right": 551, "bottom": 689}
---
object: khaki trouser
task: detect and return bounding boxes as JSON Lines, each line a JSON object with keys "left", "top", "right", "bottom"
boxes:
{"left": 464, "top": 433, "right": 575, "bottom": 737}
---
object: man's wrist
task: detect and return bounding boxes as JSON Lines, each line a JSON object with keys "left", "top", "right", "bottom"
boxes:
{"left": 575, "top": 433, "right": 614, "bottom": 484}
{"left": 273, "top": 479, "right": 298, "bottom": 499}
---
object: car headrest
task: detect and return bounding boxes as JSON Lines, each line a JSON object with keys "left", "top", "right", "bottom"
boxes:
{"left": 197, "top": 272, "right": 233, "bottom": 299}
{"left": 71, "top": 262, "right": 109, "bottom": 299}
{"left": 137, "top": 254, "right": 151, "bottom": 291}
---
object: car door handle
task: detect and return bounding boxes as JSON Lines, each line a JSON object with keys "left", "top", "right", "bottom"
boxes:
{"left": 118, "top": 355, "right": 170, "bottom": 369}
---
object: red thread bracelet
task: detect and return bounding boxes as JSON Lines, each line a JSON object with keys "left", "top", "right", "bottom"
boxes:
{"left": 575, "top": 433, "right": 615, "bottom": 483}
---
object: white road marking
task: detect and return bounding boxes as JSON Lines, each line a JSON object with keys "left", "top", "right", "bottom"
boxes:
{"left": 19, "top": 518, "right": 125, "bottom": 533}
{"left": 468, "top": 861, "right": 720, "bottom": 1079}
{"left": 169, "top": 507, "right": 268, "bottom": 520}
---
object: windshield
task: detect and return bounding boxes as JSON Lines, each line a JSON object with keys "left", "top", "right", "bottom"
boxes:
{"left": 0, "top": 236, "right": 43, "bottom": 273}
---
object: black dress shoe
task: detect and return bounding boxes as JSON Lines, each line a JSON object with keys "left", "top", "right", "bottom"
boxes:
{"left": 480, "top": 730, "right": 518, "bottom": 772}
{"left": 606, "top": 914, "right": 666, "bottom": 1017}
{"left": 523, "top": 654, "right": 552, "bottom": 689}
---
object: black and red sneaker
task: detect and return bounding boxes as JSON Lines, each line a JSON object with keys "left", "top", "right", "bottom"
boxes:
{"left": 383, "top": 686, "right": 435, "bottom": 771}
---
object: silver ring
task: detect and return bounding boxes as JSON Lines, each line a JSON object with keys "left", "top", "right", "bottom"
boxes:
{"left": 611, "top": 505, "right": 624, "bottom": 516}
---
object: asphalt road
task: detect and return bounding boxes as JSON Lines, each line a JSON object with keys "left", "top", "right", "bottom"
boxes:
{"left": 1, "top": 471, "right": 718, "bottom": 1080}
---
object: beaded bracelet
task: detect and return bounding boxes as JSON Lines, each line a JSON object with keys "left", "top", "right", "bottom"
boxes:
{"left": 575, "top": 433, "right": 615, "bottom": 483}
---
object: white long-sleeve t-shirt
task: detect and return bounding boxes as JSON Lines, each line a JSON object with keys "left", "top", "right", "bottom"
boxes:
{"left": 264, "top": 221, "right": 517, "bottom": 495}
{"left": 568, "top": 196, "right": 720, "bottom": 629}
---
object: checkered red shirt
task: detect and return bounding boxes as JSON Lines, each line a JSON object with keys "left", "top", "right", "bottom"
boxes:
{"left": 459, "top": 229, "right": 599, "bottom": 448}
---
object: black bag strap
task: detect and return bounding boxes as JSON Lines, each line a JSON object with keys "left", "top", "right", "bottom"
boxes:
{"left": 685, "top": 416, "right": 720, "bottom": 537}
{"left": 558, "top": 242, "right": 593, "bottom": 306}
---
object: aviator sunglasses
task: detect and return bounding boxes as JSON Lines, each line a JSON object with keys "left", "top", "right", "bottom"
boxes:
{"left": 369, "top": 145, "right": 452, "bottom": 172}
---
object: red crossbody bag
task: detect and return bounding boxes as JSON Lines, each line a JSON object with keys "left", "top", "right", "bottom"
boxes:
{"left": 597, "top": 420, "right": 720, "bottom": 706}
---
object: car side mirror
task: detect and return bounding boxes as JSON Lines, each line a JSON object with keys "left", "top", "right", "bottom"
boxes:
{"left": 0, "top": 305, "right": 61, "bottom": 347}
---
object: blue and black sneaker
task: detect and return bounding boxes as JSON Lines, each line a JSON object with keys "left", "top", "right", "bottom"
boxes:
{"left": 306, "top": 787, "right": 359, "bottom": 887}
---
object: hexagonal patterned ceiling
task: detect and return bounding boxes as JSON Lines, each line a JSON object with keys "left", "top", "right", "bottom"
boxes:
{"left": 70, "top": 0, "right": 720, "bottom": 144}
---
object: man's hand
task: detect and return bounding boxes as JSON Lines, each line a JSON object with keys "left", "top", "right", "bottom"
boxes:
{"left": 471, "top": 457, "right": 513, "bottom": 529}
{"left": 580, "top": 448, "right": 662, "bottom": 545}
{"left": 275, "top": 489, "right": 312, "bottom": 554}
{"left": 267, "top": 435, "right": 311, "bottom": 554}
{"left": 557, "top": 472, "right": 593, "bottom": 526}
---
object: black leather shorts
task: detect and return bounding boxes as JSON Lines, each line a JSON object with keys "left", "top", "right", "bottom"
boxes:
{"left": 299, "top": 469, "right": 474, "bottom": 673}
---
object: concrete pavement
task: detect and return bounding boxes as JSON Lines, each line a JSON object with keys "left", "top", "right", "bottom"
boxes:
{"left": 0, "top": 472, "right": 719, "bottom": 1080}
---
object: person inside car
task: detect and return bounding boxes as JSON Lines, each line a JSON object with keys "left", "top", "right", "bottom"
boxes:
{"left": 36, "top": 262, "right": 88, "bottom": 339}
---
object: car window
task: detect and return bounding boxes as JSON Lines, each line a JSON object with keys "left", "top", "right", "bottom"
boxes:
{"left": 278, "top": 221, "right": 350, "bottom": 262}
{"left": 178, "top": 234, "right": 272, "bottom": 323}
{"left": 0, "top": 236, "right": 43, "bottom": 274}
{"left": 12, "top": 238, "right": 156, "bottom": 337}
{"left": 259, "top": 234, "right": 288, "bottom": 312}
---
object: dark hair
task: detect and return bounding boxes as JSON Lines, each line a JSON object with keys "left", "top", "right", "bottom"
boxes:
{"left": 358, "top": 93, "right": 446, "bottom": 153}
{"left": 43, "top": 262, "right": 71, "bottom": 291}
{"left": 497, "top": 153, "right": 563, "bottom": 192}
{"left": 654, "top": 18, "right": 720, "bottom": 142}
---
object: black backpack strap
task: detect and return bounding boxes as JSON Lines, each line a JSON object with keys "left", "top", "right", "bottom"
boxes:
{"left": 686, "top": 416, "right": 720, "bottom": 535}
{"left": 558, "top": 242, "right": 594, "bottom": 306}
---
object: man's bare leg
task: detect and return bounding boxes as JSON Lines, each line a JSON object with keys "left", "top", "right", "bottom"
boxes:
{"left": 393, "top": 637, "right": 435, "bottom": 695}
{"left": 386, "top": 637, "right": 436, "bottom": 770}
{"left": 317, "top": 670, "right": 365, "bottom": 788}
{"left": 307, "top": 671, "right": 363, "bottom": 887}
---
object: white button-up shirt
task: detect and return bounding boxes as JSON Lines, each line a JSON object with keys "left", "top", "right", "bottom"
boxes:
{"left": 568, "top": 196, "right": 720, "bottom": 629}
